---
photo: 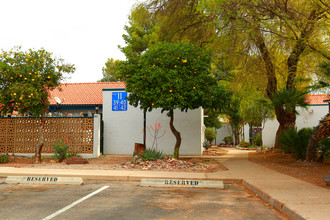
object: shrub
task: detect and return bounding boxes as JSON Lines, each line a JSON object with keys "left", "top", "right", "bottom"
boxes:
{"left": 140, "top": 148, "right": 165, "bottom": 161}
{"left": 203, "top": 141, "right": 210, "bottom": 150}
{"left": 0, "top": 154, "right": 9, "bottom": 163}
{"left": 279, "top": 127, "right": 313, "bottom": 160}
{"left": 317, "top": 137, "right": 330, "bottom": 163}
{"left": 67, "top": 152, "right": 82, "bottom": 159}
{"left": 53, "top": 139, "right": 69, "bottom": 162}
{"left": 205, "top": 127, "right": 216, "bottom": 145}
{"left": 254, "top": 134, "right": 262, "bottom": 147}
{"left": 223, "top": 136, "right": 233, "bottom": 145}
{"left": 239, "top": 141, "right": 250, "bottom": 148}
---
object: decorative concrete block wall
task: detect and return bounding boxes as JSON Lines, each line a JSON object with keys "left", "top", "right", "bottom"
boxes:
{"left": 102, "top": 89, "right": 204, "bottom": 155}
{"left": 0, "top": 116, "right": 101, "bottom": 158}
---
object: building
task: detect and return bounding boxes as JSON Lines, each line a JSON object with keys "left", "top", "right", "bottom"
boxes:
{"left": 48, "top": 82, "right": 125, "bottom": 116}
{"left": 215, "top": 94, "right": 329, "bottom": 147}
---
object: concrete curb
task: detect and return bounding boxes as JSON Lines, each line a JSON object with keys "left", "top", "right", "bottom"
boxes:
{"left": 0, "top": 168, "right": 308, "bottom": 220}
{"left": 6, "top": 176, "right": 83, "bottom": 185}
{"left": 141, "top": 178, "right": 224, "bottom": 189}
{"left": 242, "top": 180, "right": 304, "bottom": 220}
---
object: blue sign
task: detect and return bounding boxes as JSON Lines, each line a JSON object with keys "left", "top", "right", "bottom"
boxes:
{"left": 112, "top": 92, "right": 128, "bottom": 111}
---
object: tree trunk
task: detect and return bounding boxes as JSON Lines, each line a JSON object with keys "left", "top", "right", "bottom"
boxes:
{"left": 306, "top": 113, "right": 330, "bottom": 161}
{"left": 35, "top": 117, "right": 45, "bottom": 163}
{"left": 274, "top": 106, "right": 296, "bottom": 149}
{"left": 233, "top": 126, "right": 240, "bottom": 145}
{"left": 169, "top": 110, "right": 181, "bottom": 159}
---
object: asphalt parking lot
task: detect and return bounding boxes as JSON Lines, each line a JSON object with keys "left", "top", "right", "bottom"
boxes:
{"left": 0, "top": 179, "right": 288, "bottom": 220}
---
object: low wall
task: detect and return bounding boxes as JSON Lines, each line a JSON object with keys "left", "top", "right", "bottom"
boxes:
{"left": 0, "top": 115, "right": 101, "bottom": 158}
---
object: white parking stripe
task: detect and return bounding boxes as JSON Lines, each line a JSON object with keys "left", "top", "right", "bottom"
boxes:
{"left": 42, "top": 186, "right": 109, "bottom": 220}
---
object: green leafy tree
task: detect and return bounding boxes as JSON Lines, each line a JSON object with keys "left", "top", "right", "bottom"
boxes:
{"left": 120, "top": 3, "right": 159, "bottom": 57}
{"left": 0, "top": 47, "right": 75, "bottom": 162}
{"left": 221, "top": 95, "right": 244, "bottom": 145}
{"left": 270, "top": 88, "right": 309, "bottom": 147}
{"left": 119, "top": 42, "right": 226, "bottom": 158}
{"left": 98, "top": 58, "right": 121, "bottom": 82}
{"left": 205, "top": 127, "right": 217, "bottom": 146}
{"left": 204, "top": 108, "right": 222, "bottom": 129}
{"left": 143, "top": 0, "right": 329, "bottom": 148}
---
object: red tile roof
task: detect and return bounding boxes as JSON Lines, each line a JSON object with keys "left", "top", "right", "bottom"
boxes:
{"left": 305, "top": 94, "right": 329, "bottom": 105}
{"left": 49, "top": 82, "right": 125, "bottom": 105}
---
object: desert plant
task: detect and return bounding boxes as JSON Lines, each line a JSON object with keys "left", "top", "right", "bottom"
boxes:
{"left": 255, "top": 134, "right": 262, "bottom": 147}
{"left": 205, "top": 127, "right": 216, "bottom": 146}
{"left": 223, "top": 136, "right": 233, "bottom": 145}
{"left": 67, "top": 152, "right": 82, "bottom": 159}
{"left": 239, "top": 141, "right": 250, "bottom": 148}
{"left": 53, "top": 139, "right": 69, "bottom": 162}
{"left": 147, "top": 122, "right": 166, "bottom": 150}
{"left": 140, "top": 148, "right": 165, "bottom": 161}
{"left": 316, "top": 137, "right": 330, "bottom": 163}
{"left": 279, "top": 127, "right": 313, "bottom": 160}
{"left": 0, "top": 154, "right": 9, "bottom": 163}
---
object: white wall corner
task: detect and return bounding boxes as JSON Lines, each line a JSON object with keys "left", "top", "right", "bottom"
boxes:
{"left": 93, "top": 114, "right": 101, "bottom": 157}
{"left": 200, "top": 107, "right": 204, "bottom": 155}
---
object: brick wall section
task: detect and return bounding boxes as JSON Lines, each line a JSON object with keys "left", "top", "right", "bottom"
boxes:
{"left": 0, "top": 117, "right": 94, "bottom": 154}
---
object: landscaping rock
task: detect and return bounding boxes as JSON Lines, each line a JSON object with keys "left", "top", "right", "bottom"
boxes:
{"left": 323, "top": 176, "right": 330, "bottom": 186}
{"left": 66, "top": 157, "right": 88, "bottom": 164}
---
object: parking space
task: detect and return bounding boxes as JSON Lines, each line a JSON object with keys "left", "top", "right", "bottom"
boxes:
{"left": 0, "top": 180, "right": 288, "bottom": 220}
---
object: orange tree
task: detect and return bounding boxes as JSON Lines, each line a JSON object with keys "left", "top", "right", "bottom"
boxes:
{"left": 0, "top": 47, "right": 75, "bottom": 162}
{"left": 119, "top": 42, "right": 229, "bottom": 158}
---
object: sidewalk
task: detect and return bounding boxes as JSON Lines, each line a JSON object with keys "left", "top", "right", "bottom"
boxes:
{"left": 0, "top": 149, "right": 329, "bottom": 220}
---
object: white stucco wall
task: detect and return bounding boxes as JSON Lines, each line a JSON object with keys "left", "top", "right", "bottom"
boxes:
{"left": 215, "top": 123, "right": 232, "bottom": 145}
{"left": 214, "top": 105, "right": 328, "bottom": 147}
{"left": 215, "top": 123, "right": 249, "bottom": 145}
{"left": 102, "top": 89, "right": 203, "bottom": 155}
{"left": 261, "top": 105, "right": 328, "bottom": 147}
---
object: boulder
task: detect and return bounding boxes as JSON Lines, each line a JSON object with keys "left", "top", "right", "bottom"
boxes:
{"left": 66, "top": 157, "right": 88, "bottom": 164}
{"left": 323, "top": 176, "right": 330, "bottom": 186}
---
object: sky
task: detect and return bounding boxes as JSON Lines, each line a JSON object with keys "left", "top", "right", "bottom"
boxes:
{"left": 1, "top": 0, "right": 137, "bottom": 83}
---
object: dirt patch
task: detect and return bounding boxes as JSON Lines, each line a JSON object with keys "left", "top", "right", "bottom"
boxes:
{"left": 0, "top": 151, "right": 227, "bottom": 173}
{"left": 202, "top": 146, "right": 228, "bottom": 156}
{"left": 249, "top": 150, "right": 330, "bottom": 190}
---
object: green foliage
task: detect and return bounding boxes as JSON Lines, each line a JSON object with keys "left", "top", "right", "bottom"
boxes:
{"left": 139, "top": 148, "right": 165, "bottom": 161}
{"left": 221, "top": 95, "right": 244, "bottom": 145}
{"left": 205, "top": 127, "right": 216, "bottom": 145}
{"left": 270, "top": 88, "right": 309, "bottom": 116}
{"left": 0, "top": 154, "right": 9, "bottom": 163}
{"left": 67, "top": 152, "right": 82, "bottom": 159}
{"left": 98, "top": 58, "right": 121, "bottom": 82}
{"left": 239, "top": 141, "right": 250, "bottom": 148}
{"left": 53, "top": 139, "right": 69, "bottom": 162}
{"left": 223, "top": 136, "right": 233, "bottom": 145}
{"left": 242, "top": 95, "right": 275, "bottom": 127}
{"left": 121, "top": 42, "right": 221, "bottom": 113}
{"left": 279, "top": 127, "right": 313, "bottom": 160}
{"left": 317, "top": 137, "right": 330, "bottom": 163}
{"left": 204, "top": 108, "right": 223, "bottom": 129}
{"left": 255, "top": 134, "right": 262, "bottom": 147}
{"left": 120, "top": 3, "right": 159, "bottom": 58}
{"left": 0, "top": 47, "right": 75, "bottom": 116}
{"left": 119, "top": 42, "right": 228, "bottom": 157}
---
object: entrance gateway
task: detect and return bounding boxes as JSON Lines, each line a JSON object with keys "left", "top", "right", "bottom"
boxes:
{"left": 140, "top": 179, "right": 224, "bottom": 189}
